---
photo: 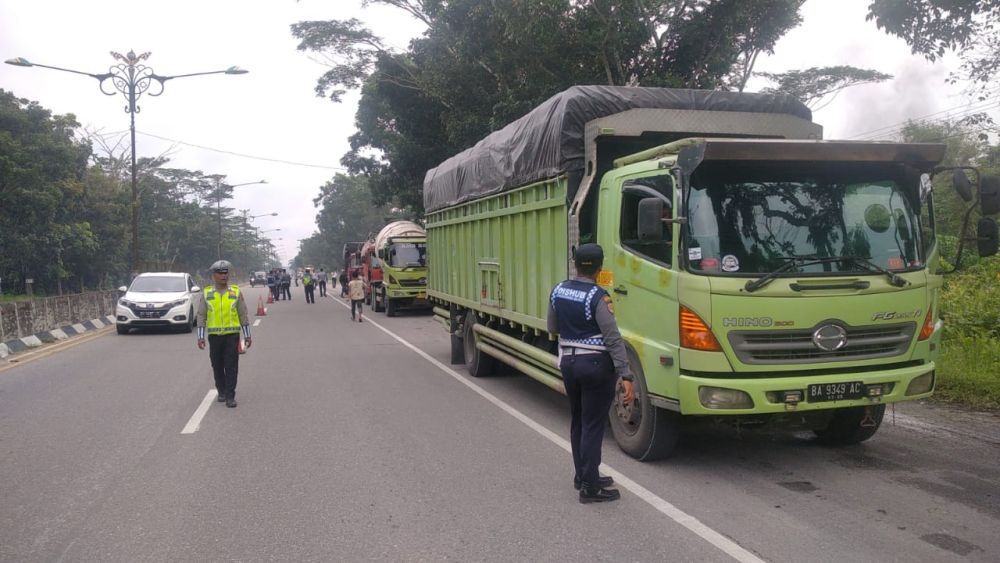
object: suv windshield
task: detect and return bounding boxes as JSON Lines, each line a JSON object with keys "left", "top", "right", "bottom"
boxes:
{"left": 130, "top": 276, "right": 188, "bottom": 292}
{"left": 685, "top": 161, "right": 925, "bottom": 275}
{"left": 388, "top": 243, "right": 426, "bottom": 268}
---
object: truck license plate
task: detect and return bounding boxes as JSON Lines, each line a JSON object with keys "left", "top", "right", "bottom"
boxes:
{"left": 808, "top": 381, "right": 864, "bottom": 402}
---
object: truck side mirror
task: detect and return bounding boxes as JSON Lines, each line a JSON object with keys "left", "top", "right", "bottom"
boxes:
{"left": 980, "top": 176, "right": 1000, "bottom": 216}
{"left": 953, "top": 170, "right": 973, "bottom": 202}
{"left": 977, "top": 217, "right": 998, "bottom": 257}
{"left": 638, "top": 197, "right": 664, "bottom": 241}
{"left": 919, "top": 173, "right": 933, "bottom": 202}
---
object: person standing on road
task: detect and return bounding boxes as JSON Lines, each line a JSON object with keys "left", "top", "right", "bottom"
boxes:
{"left": 317, "top": 268, "right": 328, "bottom": 297}
{"left": 547, "top": 243, "right": 635, "bottom": 504}
{"left": 195, "top": 260, "right": 252, "bottom": 408}
{"left": 266, "top": 269, "right": 277, "bottom": 301}
{"left": 348, "top": 270, "right": 366, "bottom": 322}
{"left": 280, "top": 269, "right": 292, "bottom": 301}
{"left": 303, "top": 268, "right": 316, "bottom": 304}
{"left": 339, "top": 270, "right": 349, "bottom": 298}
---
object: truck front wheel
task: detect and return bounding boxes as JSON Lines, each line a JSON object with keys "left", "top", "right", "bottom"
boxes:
{"left": 813, "top": 404, "right": 885, "bottom": 445}
{"left": 608, "top": 348, "right": 679, "bottom": 460}
{"left": 462, "top": 311, "right": 496, "bottom": 377}
{"left": 374, "top": 288, "right": 385, "bottom": 313}
{"left": 386, "top": 296, "right": 398, "bottom": 317}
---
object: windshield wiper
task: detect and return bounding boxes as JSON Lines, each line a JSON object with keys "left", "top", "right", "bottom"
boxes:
{"left": 744, "top": 255, "right": 833, "bottom": 293}
{"left": 744, "top": 254, "right": 908, "bottom": 293}
{"left": 841, "top": 255, "right": 909, "bottom": 287}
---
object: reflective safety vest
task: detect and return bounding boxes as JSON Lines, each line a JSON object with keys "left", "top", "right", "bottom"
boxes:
{"left": 204, "top": 285, "right": 242, "bottom": 335}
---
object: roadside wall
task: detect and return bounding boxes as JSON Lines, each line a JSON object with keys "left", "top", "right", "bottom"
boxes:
{"left": 0, "top": 290, "right": 119, "bottom": 341}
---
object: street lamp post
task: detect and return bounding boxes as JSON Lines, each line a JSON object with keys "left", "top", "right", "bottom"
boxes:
{"left": 243, "top": 211, "right": 278, "bottom": 266}
{"left": 257, "top": 228, "right": 281, "bottom": 263}
{"left": 214, "top": 180, "right": 266, "bottom": 259}
{"left": 5, "top": 51, "right": 248, "bottom": 275}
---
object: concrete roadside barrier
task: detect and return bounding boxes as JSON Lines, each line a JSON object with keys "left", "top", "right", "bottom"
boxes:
{"left": 0, "top": 314, "right": 115, "bottom": 359}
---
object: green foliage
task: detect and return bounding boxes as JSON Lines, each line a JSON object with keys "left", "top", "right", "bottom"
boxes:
{"left": 867, "top": 1, "right": 1000, "bottom": 98}
{"left": 293, "top": 0, "right": 806, "bottom": 212}
{"left": 294, "top": 173, "right": 405, "bottom": 269}
{"left": 0, "top": 90, "right": 281, "bottom": 295}
{"left": 757, "top": 66, "right": 892, "bottom": 108}
{"left": 940, "top": 256, "right": 1000, "bottom": 339}
{"left": 936, "top": 336, "right": 1000, "bottom": 411}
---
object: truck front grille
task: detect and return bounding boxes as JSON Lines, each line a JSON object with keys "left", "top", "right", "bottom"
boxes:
{"left": 728, "top": 322, "right": 916, "bottom": 364}
{"left": 398, "top": 278, "right": 426, "bottom": 287}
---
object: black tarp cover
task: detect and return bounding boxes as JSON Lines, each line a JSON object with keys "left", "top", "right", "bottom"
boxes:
{"left": 423, "top": 85, "right": 812, "bottom": 212}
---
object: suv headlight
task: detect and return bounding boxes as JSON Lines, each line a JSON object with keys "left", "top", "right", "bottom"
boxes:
{"left": 119, "top": 299, "right": 134, "bottom": 307}
{"left": 164, "top": 298, "right": 189, "bottom": 309}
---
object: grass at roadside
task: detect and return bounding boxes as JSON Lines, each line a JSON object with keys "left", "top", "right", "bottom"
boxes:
{"left": 935, "top": 336, "right": 1000, "bottom": 411}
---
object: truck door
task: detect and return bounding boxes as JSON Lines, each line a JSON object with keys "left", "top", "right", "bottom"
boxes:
{"left": 601, "top": 172, "right": 681, "bottom": 400}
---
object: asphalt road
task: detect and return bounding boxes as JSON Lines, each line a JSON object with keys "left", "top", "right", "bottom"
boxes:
{"left": 0, "top": 284, "right": 997, "bottom": 562}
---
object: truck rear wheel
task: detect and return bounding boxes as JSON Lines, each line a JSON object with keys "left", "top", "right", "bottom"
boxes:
{"left": 813, "top": 404, "right": 885, "bottom": 445}
{"left": 608, "top": 347, "right": 679, "bottom": 460}
{"left": 462, "top": 311, "right": 496, "bottom": 377}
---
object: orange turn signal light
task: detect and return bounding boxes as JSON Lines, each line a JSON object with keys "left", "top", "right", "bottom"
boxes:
{"left": 680, "top": 305, "right": 723, "bottom": 351}
{"left": 918, "top": 307, "right": 935, "bottom": 341}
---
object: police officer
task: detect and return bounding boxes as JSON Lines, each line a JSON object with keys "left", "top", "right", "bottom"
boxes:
{"left": 195, "top": 260, "right": 252, "bottom": 408}
{"left": 547, "top": 243, "right": 635, "bottom": 503}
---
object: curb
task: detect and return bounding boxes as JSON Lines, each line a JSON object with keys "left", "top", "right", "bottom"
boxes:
{"left": 0, "top": 315, "right": 115, "bottom": 359}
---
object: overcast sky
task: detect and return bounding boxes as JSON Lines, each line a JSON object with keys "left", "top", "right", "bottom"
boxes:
{"left": 1, "top": 0, "right": 992, "bottom": 265}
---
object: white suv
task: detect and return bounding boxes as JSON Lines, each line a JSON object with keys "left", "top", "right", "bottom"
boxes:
{"left": 116, "top": 272, "right": 201, "bottom": 334}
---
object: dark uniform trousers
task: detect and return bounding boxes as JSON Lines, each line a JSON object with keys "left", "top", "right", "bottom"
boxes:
{"left": 304, "top": 284, "right": 315, "bottom": 303}
{"left": 208, "top": 333, "right": 240, "bottom": 399}
{"left": 560, "top": 350, "right": 617, "bottom": 486}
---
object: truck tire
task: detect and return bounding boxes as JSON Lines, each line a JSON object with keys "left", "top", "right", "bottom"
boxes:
{"left": 813, "top": 404, "right": 885, "bottom": 445}
{"left": 608, "top": 347, "right": 680, "bottom": 460}
{"left": 386, "top": 297, "right": 398, "bottom": 317}
{"left": 374, "top": 288, "right": 385, "bottom": 313}
{"left": 462, "top": 310, "right": 496, "bottom": 377}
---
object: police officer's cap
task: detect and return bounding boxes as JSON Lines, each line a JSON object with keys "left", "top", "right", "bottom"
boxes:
{"left": 574, "top": 243, "right": 604, "bottom": 267}
{"left": 210, "top": 259, "right": 232, "bottom": 273}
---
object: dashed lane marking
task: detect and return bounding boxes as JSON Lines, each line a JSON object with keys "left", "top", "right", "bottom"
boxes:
{"left": 330, "top": 297, "right": 764, "bottom": 563}
{"left": 181, "top": 389, "right": 217, "bottom": 434}
{"left": 253, "top": 319, "right": 261, "bottom": 327}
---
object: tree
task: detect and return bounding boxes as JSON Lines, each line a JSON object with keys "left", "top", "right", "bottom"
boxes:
{"left": 0, "top": 89, "right": 96, "bottom": 295}
{"left": 292, "top": 0, "right": 807, "bottom": 212}
{"left": 757, "top": 65, "right": 893, "bottom": 109}
{"left": 295, "top": 173, "right": 405, "bottom": 269}
{"left": 867, "top": 1, "right": 1000, "bottom": 99}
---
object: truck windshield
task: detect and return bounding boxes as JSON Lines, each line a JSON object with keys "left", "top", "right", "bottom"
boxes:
{"left": 685, "top": 161, "right": 924, "bottom": 275}
{"left": 388, "top": 243, "right": 426, "bottom": 268}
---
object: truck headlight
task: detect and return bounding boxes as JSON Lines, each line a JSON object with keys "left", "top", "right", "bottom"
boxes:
{"left": 698, "top": 386, "right": 754, "bottom": 409}
{"left": 905, "top": 371, "right": 935, "bottom": 395}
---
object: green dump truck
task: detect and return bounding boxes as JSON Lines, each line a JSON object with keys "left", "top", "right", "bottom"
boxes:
{"left": 424, "top": 86, "right": 1000, "bottom": 459}
{"left": 370, "top": 220, "right": 430, "bottom": 316}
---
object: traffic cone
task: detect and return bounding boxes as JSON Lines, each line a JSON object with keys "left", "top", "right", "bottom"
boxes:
{"left": 266, "top": 290, "right": 274, "bottom": 304}
{"left": 256, "top": 296, "right": 267, "bottom": 317}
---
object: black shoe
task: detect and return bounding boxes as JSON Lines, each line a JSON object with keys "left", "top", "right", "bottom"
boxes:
{"left": 226, "top": 397, "right": 237, "bottom": 408}
{"left": 217, "top": 392, "right": 226, "bottom": 402}
{"left": 574, "top": 475, "right": 614, "bottom": 490}
{"left": 579, "top": 486, "right": 620, "bottom": 504}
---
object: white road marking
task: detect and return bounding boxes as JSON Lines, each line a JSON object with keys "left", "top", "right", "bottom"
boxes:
{"left": 333, "top": 300, "right": 764, "bottom": 563}
{"left": 253, "top": 319, "right": 261, "bottom": 327}
{"left": 181, "top": 389, "right": 217, "bottom": 434}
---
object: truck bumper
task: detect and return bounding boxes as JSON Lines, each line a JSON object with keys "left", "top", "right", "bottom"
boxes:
{"left": 676, "top": 362, "right": 935, "bottom": 415}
